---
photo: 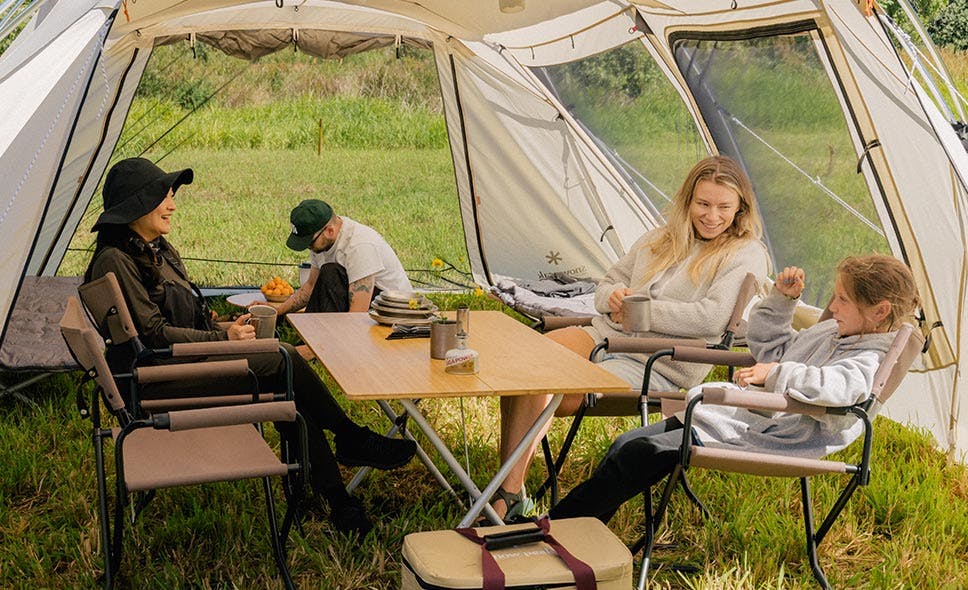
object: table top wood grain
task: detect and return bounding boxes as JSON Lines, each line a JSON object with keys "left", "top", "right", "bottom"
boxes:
{"left": 287, "top": 311, "right": 629, "bottom": 400}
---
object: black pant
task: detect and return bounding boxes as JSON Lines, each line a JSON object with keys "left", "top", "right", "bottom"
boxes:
{"left": 306, "top": 263, "right": 381, "bottom": 312}
{"left": 306, "top": 263, "right": 350, "bottom": 312}
{"left": 549, "top": 418, "right": 689, "bottom": 522}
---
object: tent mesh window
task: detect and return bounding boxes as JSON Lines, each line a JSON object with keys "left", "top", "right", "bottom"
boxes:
{"left": 531, "top": 40, "right": 706, "bottom": 222}
{"left": 674, "top": 29, "right": 892, "bottom": 306}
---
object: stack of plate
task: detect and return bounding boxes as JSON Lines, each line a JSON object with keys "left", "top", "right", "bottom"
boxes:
{"left": 369, "top": 290, "right": 439, "bottom": 326}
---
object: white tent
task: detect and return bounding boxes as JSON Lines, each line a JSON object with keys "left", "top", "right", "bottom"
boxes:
{"left": 1, "top": 0, "right": 965, "bottom": 462}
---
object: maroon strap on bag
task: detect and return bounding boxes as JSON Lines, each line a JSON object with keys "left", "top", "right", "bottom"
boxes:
{"left": 454, "top": 516, "right": 596, "bottom": 590}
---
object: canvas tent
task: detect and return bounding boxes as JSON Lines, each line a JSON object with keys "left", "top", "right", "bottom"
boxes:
{"left": 0, "top": 0, "right": 966, "bottom": 463}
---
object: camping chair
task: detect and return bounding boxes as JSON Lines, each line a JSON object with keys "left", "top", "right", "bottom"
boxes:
{"left": 78, "top": 272, "right": 283, "bottom": 412}
{"left": 60, "top": 293, "right": 308, "bottom": 588}
{"left": 632, "top": 322, "right": 923, "bottom": 590}
{"left": 535, "top": 273, "right": 760, "bottom": 505}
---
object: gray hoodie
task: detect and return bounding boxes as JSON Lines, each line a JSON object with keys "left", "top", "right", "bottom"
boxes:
{"left": 689, "top": 290, "right": 895, "bottom": 458}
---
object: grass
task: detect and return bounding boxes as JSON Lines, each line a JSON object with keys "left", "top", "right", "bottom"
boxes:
{"left": 5, "top": 32, "right": 968, "bottom": 590}
{"left": 2, "top": 367, "right": 967, "bottom": 588}
{"left": 59, "top": 148, "right": 467, "bottom": 289}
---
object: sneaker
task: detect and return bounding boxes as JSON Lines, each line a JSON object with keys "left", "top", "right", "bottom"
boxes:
{"left": 335, "top": 426, "right": 417, "bottom": 470}
{"left": 329, "top": 496, "right": 373, "bottom": 537}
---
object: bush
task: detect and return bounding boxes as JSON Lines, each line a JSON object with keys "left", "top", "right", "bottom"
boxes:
{"left": 929, "top": 0, "right": 968, "bottom": 51}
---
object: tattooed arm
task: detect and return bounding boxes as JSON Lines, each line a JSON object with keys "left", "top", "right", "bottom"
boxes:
{"left": 347, "top": 274, "right": 376, "bottom": 312}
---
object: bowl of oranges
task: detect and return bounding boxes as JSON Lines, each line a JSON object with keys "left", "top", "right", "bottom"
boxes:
{"left": 261, "top": 276, "right": 294, "bottom": 302}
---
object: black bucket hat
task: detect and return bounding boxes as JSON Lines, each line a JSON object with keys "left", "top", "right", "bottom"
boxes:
{"left": 92, "top": 157, "right": 193, "bottom": 231}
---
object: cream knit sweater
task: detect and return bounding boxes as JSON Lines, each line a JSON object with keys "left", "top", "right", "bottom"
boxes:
{"left": 590, "top": 229, "right": 770, "bottom": 388}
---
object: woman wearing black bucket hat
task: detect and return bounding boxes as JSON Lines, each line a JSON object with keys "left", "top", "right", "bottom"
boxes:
{"left": 84, "top": 157, "right": 416, "bottom": 536}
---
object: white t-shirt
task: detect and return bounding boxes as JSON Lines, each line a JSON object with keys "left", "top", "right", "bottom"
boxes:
{"left": 309, "top": 217, "right": 412, "bottom": 292}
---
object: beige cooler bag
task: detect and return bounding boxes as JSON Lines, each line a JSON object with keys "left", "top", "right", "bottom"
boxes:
{"left": 401, "top": 517, "right": 632, "bottom": 589}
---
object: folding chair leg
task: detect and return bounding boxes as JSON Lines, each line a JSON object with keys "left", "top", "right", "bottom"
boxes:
{"left": 679, "top": 473, "right": 709, "bottom": 519}
{"left": 636, "top": 489, "right": 655, "bottom": 590}
{"left": 263, "top": 477, "right": 296, "bottom": 590}
{"left": 110, "top": 480, "right": 126, "bottom": 589}
{"left": 534, "top": 404, "right": 589, "bottom": 504}
{"left": 800, "top": 477, "right": 832, "bottom": 590}
{"left": 632, "top": 465, "right": 682, "bottom": 590}
{"left": 93, "top": 429, "right": 115, "bottom": 589}
{"left": 540, "top": 436, "right": 559, "bottom": 506}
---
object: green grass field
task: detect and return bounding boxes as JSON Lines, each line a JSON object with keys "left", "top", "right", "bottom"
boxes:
{"left": 4, "top": 38, "right": 968, "bottom": 590}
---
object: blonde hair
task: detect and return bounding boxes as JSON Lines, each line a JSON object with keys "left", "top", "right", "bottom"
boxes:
{"left": 836, "top": 254, "right": 920, "bottom": 331}
{"left": 639, "top": 155, "right": 763, "bottom": 286}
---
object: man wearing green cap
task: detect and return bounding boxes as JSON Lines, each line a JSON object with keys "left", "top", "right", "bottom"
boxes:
{"left": 273, "top": 199, "right": 412, "bottom": 315}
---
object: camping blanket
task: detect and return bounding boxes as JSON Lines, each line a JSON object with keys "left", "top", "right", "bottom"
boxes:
{"left": 0, "top": 276, "right": 82, "bottom": 371}
{"left": 490, "top": 276, "right": 597, "bottom": 319}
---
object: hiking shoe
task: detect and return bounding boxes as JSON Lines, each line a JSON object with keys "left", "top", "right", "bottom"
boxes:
{"left": 329, "top": 496, "right": 373, "bottom": 537}
{"left": 335, "top": 426, "right": 417, "bottom": 470}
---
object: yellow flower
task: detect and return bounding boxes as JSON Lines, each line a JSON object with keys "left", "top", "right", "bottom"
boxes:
{"left": 473, "top": 287, "right": 484, "bottom": 297}
{"left": 408, "top": 298, "right": 419, "bottom": 309}
{"left": 431, "top": 258, "right": 445, "bottom": 270}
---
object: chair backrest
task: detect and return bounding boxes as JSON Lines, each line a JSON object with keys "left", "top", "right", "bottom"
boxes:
{"left": 724, "top": 272, "right": 759, "bottom": 338}
{"left": 78, "top": 272, "right": 139, "bottom": 346}
{"left": 871, "top": 322, "right": 923, "bottom": 405}
{"left": 59, "top": 296, "right": 127, "bottom": 413}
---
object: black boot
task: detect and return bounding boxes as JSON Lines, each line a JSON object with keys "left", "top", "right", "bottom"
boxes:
{"left": 335, "top": 426, "right": 417, "bottom": 470}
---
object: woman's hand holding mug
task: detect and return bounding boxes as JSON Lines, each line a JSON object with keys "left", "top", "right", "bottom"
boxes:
{"left": 228, "top": 314, "right": 256, "bottom": 340}
{"left": 608, "top": 287, "right": 633, "bottom": 323}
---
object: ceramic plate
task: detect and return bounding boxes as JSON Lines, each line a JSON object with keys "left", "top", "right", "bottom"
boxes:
{"left": 226, "top": 292, "right": 265, "bottom": 307}
{"left": 368, "top": 309, "right": 434, "bottom": 326}
{"left": 370, "top": 301, "right": 438, "bottom": 317}
{"left": 374, "top": 294, "right": 434, "bottom": 309}
{"left": 378, "top": 290, "right": 425, "bottom": 304}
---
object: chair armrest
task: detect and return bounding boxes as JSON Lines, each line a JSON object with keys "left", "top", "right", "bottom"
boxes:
{"left": 136, "top": 359, "right": 250, "bottom": 384}
{"left": 170, "top": 338, "right": 281, "bottom": 357}
{"left": 606, "top": 336, "right": 707, "bottom": 354}
{"left": 156, "top": 400, "right": 298, "bottom": 431}
{"left": 540, "top": 315, "right": 594, "bottom": 331}
{"left": 672, "top": 347, "right": 755, "bottom": 366}
{"left": 701, "top": 386, "right": 828, "bottom": 418}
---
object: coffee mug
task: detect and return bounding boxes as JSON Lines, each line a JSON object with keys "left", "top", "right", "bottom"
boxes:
{"left": 248, "top": 304, "right": 278, "bottom": 339}
{"left": 621, "top": 295, "right": 652, "bottom": 334}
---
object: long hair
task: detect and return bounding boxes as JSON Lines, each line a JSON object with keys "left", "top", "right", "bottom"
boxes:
{"left": 638, "top": 155, "right": 763, "bottom": 286}
{"left": 836, "top": 254, "right": 920, "bottom": 331}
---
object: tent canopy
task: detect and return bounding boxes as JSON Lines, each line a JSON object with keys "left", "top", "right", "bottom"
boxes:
{"left": 1, "top": 0, "right": 966, "bottom": 462}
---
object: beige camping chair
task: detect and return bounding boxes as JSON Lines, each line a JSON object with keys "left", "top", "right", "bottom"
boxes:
{"left": 60, "top": 292, "right": 308, "bottom": 589}
{"left": 632, "top": 322, "right": 923, "bottom": 590}
{"left": 535, "top": 273, "right": 760, "bottom": 504}
{"left": 78, "top": 272, "right": 285, "bottom": 412}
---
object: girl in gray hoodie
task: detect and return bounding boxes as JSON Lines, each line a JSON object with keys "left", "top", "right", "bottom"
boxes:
{"left": 550, "top": 254, "right": 920, "bottom": 522}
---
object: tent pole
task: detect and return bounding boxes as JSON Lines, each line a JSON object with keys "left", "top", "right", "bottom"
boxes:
{"left": 892, "top": 0, "right": 967, "bottom": 122}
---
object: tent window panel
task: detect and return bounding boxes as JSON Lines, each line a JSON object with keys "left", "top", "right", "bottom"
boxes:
{"left": 530, "top": 40, "right": 705, "bottom": 220}
{"left": 674, "top": 31, "right": 890, "bottom": 307}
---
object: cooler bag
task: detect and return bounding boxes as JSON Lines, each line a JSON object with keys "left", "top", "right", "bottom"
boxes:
{"left": 401, "top": 517, "right": 632, "bottom": 590}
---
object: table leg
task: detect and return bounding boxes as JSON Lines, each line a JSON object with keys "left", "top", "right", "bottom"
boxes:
{"left": 399, "top": 399, "right": 503, "bottom": 526}
{"left": 347, "top": 400, "right": 461, "bottom": 504}
{"left": 457, "top": 393, "right": 564, "bottom": 528}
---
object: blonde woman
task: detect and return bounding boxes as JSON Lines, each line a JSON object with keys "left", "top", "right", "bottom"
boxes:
{"left": 496, "top": 155, "right": 771, "bottom": 519}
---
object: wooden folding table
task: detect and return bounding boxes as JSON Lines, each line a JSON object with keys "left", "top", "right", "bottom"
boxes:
{"left": 287, "top": 310, "right": 628, "bottom": 526}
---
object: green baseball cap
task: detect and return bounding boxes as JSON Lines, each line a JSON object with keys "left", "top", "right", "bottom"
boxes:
{"left": 286, "top": 199, "right": 333, "bottom": 251}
